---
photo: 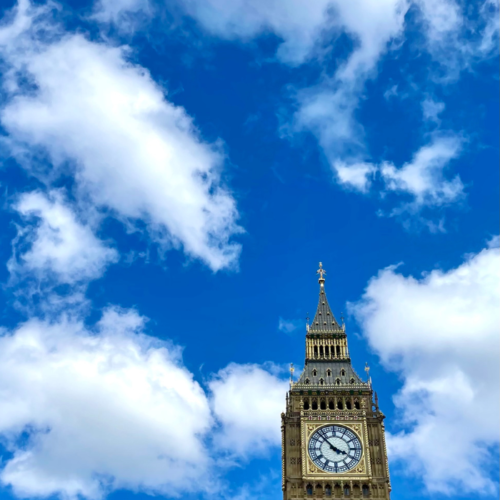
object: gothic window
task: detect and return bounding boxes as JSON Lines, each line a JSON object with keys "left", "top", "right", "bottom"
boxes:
{"left": 362, "top": 485, "right": 370, "bottom": 497}
{"left": 305, "top": 378, "right": 310, "bottom": 385}
{"left": 328, "top": 399, "right": 335, "bottom": 410}
{"left": 304, "top": 400, "right": 310, "bottom": 410}
{"left": 316, "top": 485, "right": 323, "bottom": 494}
{"left": 340, "top": 369, "right": 346, "bottom": 376}
{"left": 346, "top": 400, "right": 352, "bottom": 410}
{"left": 319, "top": 378, "right": 324, "bottom": 386}
{"left": 325, "top": 346, "right": 329, "bottom": 357}
{"left": 312, "top": 369, "right": 317, "bottom": 377}
{"left": 354, "top": 400, "right": 361, "bottom": 410}
{"left": 350, "top": 378, "right": 355, "bottom": 384}
{"left": 344, "top": 485, "right": 351, "bottom": 496}
{"left": 325, "top": 484, "right": 332, "bottom": 496}
{"left": 337, "top": 400, "right": 343, "bottom": 410}
{"left": 312, "top": 400, "right": 318, "bottom": 410}
{"left": 306, "top": 484, "right": 313, "bottom": 495}
{"left": 335, "top": 378, "right": 341, "bottom": 385}
{"left": 336, "top": 345, "right": 341, "bottom": 356}
{"left": 320, "top": 400, "right": 326, "bottom": 410}
{"left": 327, "top": 369, "right": 332, "bottom": 377}
{"left": 320, "top": 345, "right": 324, "bottom": 357}
{"left": 314, "top": 346, "right": 318, "bottom": 358}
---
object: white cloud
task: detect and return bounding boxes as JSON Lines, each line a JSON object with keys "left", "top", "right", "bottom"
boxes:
{"left": 0, "top": 1, "right": 241, "bottom": 272}
{"left": 9, "top": 190, "right": 118, "bottom": 285}
{"left": 290, "top": 0, "right": 409, "bottom": 186}
{"left": 421, "top": 97, "right": 445, "bottom": 123}
{"left": 169, "top": 0, "right": 334, "bottom": 66}
{"left": 335, "top": 161, "right": 376, "bottom": 192}
{"left": 380, "top": 135, "right": 463, "bottom": 208}
{"left": 350, "top": 241, "right": 500, "bottom": 494}
{"left": 278, "top": 317, "right": 302, "bottom": 334}
{"left": 209, "top": 363, "right": 288, "bottom": 455}
{"left": 415, "top": 0, "right": 499, "bottom": 79}
{"left": 0, "top": 307, "right": 215, "bottom": 499}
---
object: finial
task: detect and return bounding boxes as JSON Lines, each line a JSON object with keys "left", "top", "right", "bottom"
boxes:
{"left": 365, "top": 362, "right": 372, "bottom": 386}
{"left": 317, "top": 262, "right": 326, "bottom": 285}
{"left": 306, "top": 312, "right": 310, "bottom": 332}
{"left": 289, "top": 363, "right": 295, "bottom": 386}
{"left": 341, "top": 312, "right": 345, "bottom": 331}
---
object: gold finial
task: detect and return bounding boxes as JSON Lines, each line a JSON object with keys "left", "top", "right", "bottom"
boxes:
{"left": 317, "top": 262, "right": 326, "bottom": 284}
{"left": 290, "top": 363, "right": 295, "bottom": 385}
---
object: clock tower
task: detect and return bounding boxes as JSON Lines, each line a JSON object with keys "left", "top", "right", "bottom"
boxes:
{"left": 282, "top": 264, "right": 391, "bottom": 499}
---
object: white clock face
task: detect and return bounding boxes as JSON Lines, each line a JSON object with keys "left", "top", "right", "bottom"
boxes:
{"left": 308, "top": 425, "right": 362, "bottom": 473}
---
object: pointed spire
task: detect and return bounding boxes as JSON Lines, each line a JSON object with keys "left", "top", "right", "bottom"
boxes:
{"left": 309, "top": 262, "right": 341, "bottom": 333}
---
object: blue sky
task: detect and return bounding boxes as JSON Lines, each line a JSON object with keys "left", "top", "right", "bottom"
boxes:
{"left": 0, "top": 0, "right": 498, "bottom": 499}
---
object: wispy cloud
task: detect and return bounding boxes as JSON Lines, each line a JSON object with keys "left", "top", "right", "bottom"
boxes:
{"left": 278, "top": 316, "right": 302, "bottom": 334}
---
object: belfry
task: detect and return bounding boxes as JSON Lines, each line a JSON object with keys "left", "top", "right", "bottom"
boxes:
{"left": 282, "top": 264, "right": 391, "bottom": 499}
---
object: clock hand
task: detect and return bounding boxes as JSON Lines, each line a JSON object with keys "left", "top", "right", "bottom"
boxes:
{"left": 325, "top": 439, "right": 347, "bottom": 455}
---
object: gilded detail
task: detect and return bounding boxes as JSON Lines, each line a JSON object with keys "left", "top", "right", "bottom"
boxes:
{"left": 282, "top": 264, "right": 392, "bottom": 499}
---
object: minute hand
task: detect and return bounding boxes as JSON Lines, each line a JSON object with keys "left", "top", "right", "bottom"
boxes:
{"left": 326, "top": 440, "right": 347, "bottom": 455}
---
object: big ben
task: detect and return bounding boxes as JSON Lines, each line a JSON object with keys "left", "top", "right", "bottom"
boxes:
{"left": 282, "top": 264, "right": 391, "bottom": 499}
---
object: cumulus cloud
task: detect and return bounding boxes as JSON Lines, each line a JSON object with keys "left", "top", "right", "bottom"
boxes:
{"left": 0, "top": 297, "right": 289, "bottom": 498}
{"left": 0, "top": 1, "right": 242, "bottom": 272}
{"left": 350, "top": 240, "right": 500, "bottom": 494}
{"left": 0, "top": 307, "right": 215, "bottom": 499}
{"left": 9, "top": 190, "right": 118, "bottom": 285}
{"left": 209, "top": 363, "right": 288, "bottom": 455}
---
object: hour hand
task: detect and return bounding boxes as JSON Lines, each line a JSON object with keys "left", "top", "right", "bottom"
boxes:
{"left": 326, "top": 440, "right": 346, "bottom": 455}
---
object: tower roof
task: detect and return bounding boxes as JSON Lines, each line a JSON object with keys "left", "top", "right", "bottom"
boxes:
{"left": 308, "top": 264, "right": 341, "bottom": 333}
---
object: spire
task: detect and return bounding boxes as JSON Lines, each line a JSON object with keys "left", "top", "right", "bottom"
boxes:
{"left": 309, "top": 263, "right": 341, "bottom": 333}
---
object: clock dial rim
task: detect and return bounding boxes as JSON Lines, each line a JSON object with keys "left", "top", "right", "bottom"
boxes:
{"left": 307, "top": 424, "right": 363, "bottom": 473}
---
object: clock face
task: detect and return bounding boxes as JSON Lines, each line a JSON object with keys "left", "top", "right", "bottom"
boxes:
{"left": 308, "top": 425, "right": 363, "bottom": 473}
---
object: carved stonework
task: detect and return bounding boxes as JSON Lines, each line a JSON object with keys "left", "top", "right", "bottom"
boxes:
{"left": 283, "top": 269, "right": 391, "bottom": 499}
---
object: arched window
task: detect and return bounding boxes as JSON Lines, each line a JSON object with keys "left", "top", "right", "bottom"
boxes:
{"left": 319, "top": 346, "right": 324, "bottom": 357}
{"left": 340, "top": 369, "right": 346, "bottom": 376}
{"left": 305, "top": 378, "right": 310, "bottom": 385}
{"left": 314, "top": 346, "right": 318, "bottom": 358}
{"left": 337, "top": 400, "right": 343, "bottom": 410}
{"left": 325, "top": 346, "right": 330, "bottom": 357}
{"left": 336, "top": 345, "right": 341, "bottom": 356}
{"left": 319, "top": 378, "right": 324, "bottom": 386}
{"left": 306, "top": 484, "right": 313, "bottom": 495}
{"left": 362, "top": 485, "right": 370, "bottom": 497}
{"left": 312, "top": 400, "right": 318, "bottom": 410}
{"left": 325, "top": 484, "right": 332, "bottom": 496}
{"left": 328, "top": 399, "right": 335, "bottom": 410}
{"left": 350, "top": 378, "right": 355, "bottom": 384}
{"left": 335, "top": 378, "right": 341, "bottom": 386}
{"left": 327, "top": 369, "right": 332, "bottom": 377}
{"left": 346, "top": 400, "right": 352, "bottom": 410}
{"left": 320, "top": 400, "right": 326, "bottom": 410}
{"left": 354, "top": 400, "right": 361, "bottom": 410}
{"left": 312, "top": 369, "right": 317, "bottom": 377}
{"left": 304, "top": 400, "right": 310, "bottom": 410}
{"left": 344, "top": 485, "right": 351, "bottom": 496}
